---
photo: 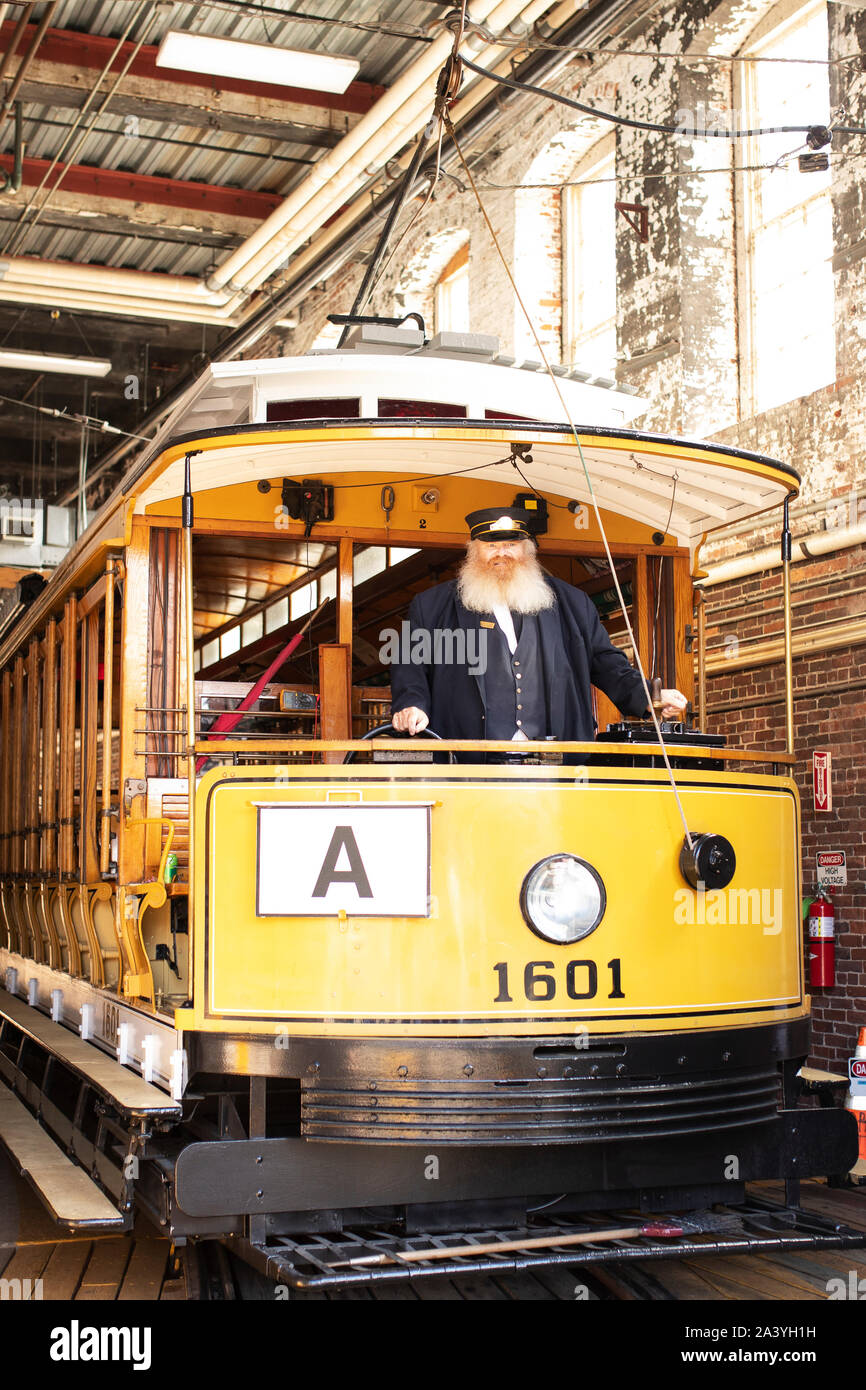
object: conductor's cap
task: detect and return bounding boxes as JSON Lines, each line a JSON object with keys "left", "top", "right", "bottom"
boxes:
{"left": 465, "top": 507, "right": 534, "bottom": 542}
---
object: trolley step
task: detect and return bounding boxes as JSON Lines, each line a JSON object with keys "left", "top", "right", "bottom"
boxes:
{"left": 0, "top": 1083, "right": 125, "bottom": 1230}
{"left": 0, "top": 989, "right": 180, "bottom": 1120}
{"left": 231, "top": 1198, "right": 866, "bottom": 1291}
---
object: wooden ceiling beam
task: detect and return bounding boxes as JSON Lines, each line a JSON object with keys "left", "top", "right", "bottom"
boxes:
{"left": 0, "top": 153, "right": 285, "bottom": 218}
{"left": 0, "top": 199, "right": 243, "bottom": 250}
{"left": 17, "top": 75, "right": 345, "bottom": 146}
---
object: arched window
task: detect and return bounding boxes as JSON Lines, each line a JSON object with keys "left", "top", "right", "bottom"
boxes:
{"left": 736, "top": 0, "right": 834, "bottom": 414}
{"left": 562, "top": 135, "right": 616, "bottom": 376}
{"left": 394, "top": 229, "right": 469, "bottom": 338}
{"left": 434, "top": 243, "right": 470, "bottom": 333}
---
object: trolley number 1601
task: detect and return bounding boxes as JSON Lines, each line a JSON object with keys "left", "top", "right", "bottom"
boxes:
{"left": 493, "top": 958, "right": 624, "bottom": 1003}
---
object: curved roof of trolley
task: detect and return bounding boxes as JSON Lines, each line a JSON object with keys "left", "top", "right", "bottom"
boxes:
{"left": 0, "top": 338, "right": 801, "bottom": 666}
{"left": 125, "top": 331, "right": 799, "bottom": 554}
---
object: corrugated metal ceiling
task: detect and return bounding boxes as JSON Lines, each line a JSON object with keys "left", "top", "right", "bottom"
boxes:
{"left": 1, "top": 0, "right": 444, "bottom": 272}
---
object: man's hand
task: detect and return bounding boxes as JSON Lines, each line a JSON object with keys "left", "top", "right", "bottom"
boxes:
{"left": 391, "top": 706, "right": 430, "bottom": 735}
{"left": 657, "top": 689, "right": 688, "bottom": 720}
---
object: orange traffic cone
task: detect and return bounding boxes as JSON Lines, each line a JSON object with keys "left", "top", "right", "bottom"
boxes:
{"left": 845, "top": 1027, "right": 866, "bottom": 1173}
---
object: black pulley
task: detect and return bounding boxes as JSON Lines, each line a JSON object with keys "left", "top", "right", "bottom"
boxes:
{"left": 679, "top": 832, "right": 736, "bottom": 891}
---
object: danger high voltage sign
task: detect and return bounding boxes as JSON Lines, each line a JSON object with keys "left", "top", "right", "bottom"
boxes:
{"left": 817, "top": 850, "right": 846, "bottom": 887}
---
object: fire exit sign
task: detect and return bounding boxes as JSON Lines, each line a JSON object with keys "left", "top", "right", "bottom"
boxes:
{"left": 813, "top": 751, "right": 832, "bottom": 812}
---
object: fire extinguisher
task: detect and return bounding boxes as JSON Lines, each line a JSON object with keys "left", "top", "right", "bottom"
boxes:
{"left": 807, "top": 887, "right": 835, "bottom": 988}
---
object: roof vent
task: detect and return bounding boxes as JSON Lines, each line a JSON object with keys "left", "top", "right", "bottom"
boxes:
{"left": 338, "top": 323, "right": 425, "bottom": 353}
{"left": 426, "top": 331, "right": 499, "bottom": 361}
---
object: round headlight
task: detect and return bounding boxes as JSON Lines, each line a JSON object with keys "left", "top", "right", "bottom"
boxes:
{"left": 520, "top": 854, "right": 606, "bottom": 945}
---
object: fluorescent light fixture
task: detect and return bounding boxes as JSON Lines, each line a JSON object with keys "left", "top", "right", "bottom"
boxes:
{"left": 0, "top": 349, "right": 112, "bottom": 377}
{"left": 156, "top": 30, "right": 360, "bottom": 94}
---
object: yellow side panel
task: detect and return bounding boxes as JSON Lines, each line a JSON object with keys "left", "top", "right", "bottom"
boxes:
{"left": 188, "top": 765, "right": 805, "bottom": 1038}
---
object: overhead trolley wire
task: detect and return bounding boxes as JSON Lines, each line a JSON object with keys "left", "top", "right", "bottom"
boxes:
{"left": 474, "top": 155, "right": 864, "bottom": 191}
{"left": 440, "top": 96, "right": 695, "bottom": 850}
{"left": 458, "top": 53, "right": 846, "bottom": 141}
{"left": 196, "top": 0, "right": 435, "bottom": 44}
{"left": 191, "top": 0, "right": 863, "bottom": 67}
{"left": 0, "top": 392, "right": 154, "bottom": 443}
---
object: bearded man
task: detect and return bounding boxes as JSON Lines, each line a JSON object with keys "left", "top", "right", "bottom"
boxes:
{"left": 390, "top": 506, "right": 687, "bottom": 744}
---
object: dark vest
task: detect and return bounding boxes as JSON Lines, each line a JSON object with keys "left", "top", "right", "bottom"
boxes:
{"left": 484, "top": 612, "right": 546, "bottom": 740}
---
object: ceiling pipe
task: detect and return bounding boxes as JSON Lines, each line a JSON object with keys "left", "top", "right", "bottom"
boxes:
{"left": 206, "top": 0, "right": 555, "bottom": 293}
{"left": 6, "top": 259, "right": 236, "bottom": 304}
{"left": 0, "top": 281, "right": 241, "bottom": 324}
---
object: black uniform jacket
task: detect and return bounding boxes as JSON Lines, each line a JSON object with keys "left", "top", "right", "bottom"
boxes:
{"left": 389, "top": 574, "right": 649, "bottom": 741}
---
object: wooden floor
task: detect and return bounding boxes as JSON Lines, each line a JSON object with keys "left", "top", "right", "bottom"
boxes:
{"left": 1, "top": 1149, "right": 864, "bottom": 1301}
{"left": 0, "top": 1154, "right": 183, "bottom": 1301}
{"left": 577, "top": 1181, "right": 866, "bottom": 1303}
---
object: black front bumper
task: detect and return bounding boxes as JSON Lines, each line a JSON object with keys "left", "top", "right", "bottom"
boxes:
{"left": 191, "top": 1018, "right": 810, "bottom": 1145}
{"left": 169, "top": 1108, "right": 858, "bottom": 1223}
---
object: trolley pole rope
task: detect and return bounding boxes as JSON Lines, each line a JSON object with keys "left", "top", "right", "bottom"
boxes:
{"left": 442, "top": 104, "right": 694, "bottom": 851}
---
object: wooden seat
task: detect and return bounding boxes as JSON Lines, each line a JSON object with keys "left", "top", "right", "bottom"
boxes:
{"left": 0, "top": 1084, "right": 124, "bottom": 1230}
{"left": 0, "top": 990, "right": 181, "bottom": 1120}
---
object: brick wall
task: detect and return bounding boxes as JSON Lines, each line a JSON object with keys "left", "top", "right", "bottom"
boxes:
{"left": 705, "top": 543, "right": 866, "bottom": 1070}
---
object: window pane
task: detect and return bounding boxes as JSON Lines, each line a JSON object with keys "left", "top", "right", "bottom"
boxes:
{"left": 291, "top": 583, "right": 315, "bottom": 620}
{"left": 265, "top": 596, "right": 289, "bottom": 633}
{"left": 435, "top": 260, "right": 470, "bottom": 334}
{"left": 563, "top": 140, "right": 616, "bottom": 375}
{"left": 739, "top": 1, "right": 833, "bottom": 413}
{"left": 241, "top": 611, "right": 264, "bottom": 646}
{"left": 319, "top": 568, "right": 337, "bottom": 602}
{"left": 353, "top": 547, "right": 388, "bottom": 585}
{"left": 266, "top": 397, "right": 360, "bottom": 422}
{"left": 220, "top": 627, "right": 240, "bottom": 659}
{"left": 201, "top": 638, "right": 219, "bottom": 668}
{"left": 389, "top": 547, "right": 420, "bottom": 565}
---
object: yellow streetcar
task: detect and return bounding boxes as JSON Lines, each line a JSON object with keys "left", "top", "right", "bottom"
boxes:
{"left": 0, "top": 319, "right": 857, "bottom": 1289}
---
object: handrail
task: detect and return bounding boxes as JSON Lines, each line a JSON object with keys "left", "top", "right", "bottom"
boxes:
{"left": 125, "top": 817, "right": 175, "bottom": 912}
{"left": 191, "top": 738, "right": 796, "bottom": 766}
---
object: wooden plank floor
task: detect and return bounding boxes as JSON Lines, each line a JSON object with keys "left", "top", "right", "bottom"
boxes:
{"left": 579, "top": 1182, "right": 866, "bottom": 1302}
{"left": 1, "top": 1148, "right": 863, "bottom": 1301}
{"left": 0, "top": 1152, "right": 182, "bottom": 1301}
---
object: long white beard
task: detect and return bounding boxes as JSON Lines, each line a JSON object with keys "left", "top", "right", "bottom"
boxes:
{"left": 457, "top": 549, "right": 555, "bottom": 615}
